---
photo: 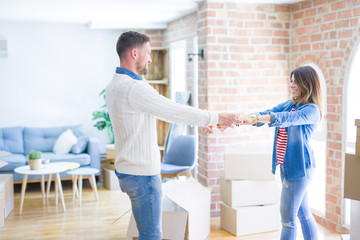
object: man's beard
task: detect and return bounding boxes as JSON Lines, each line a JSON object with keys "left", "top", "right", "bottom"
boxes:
{"left": 136, "top": 62, "right": 148, "bottom": 75}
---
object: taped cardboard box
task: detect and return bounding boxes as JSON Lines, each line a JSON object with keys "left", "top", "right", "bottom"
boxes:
{"left": 356, "top": 119, "right": 360, "bottom": 156}
{"left": 220, "top": 202, "right": 280, "bottom": 236}
{"left": 344, "top": 153, "right": 360, "bottom": 201}
{"left": 350, "top": 200, "right": 360, "bottom": 240}
{"left": 103, "top": 167, "right": 120, "bottom": 190}
{"left": 224, "top": 153, "right": 274, "bottom": 180}
{"left": 220, "top": 177, "right": 279, "bottom": 207}
{"left": 0, "top": 152, "right": 13, "bottom": 225}
{"left": 127, "top": 177, "right": 211, "bottom": 240}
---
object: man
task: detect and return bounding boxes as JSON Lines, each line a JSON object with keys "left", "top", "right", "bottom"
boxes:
{"left": 106, "top": 31, "right": 241, "bottom": 239}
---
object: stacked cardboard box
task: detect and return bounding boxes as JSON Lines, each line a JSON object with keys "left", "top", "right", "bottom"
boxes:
{"left": 102, "top": 144, "right": 120, "bottom": 190}
{"left": 127, "top": 177, "right": 211, "bottom": 240}
{"left": 344, "top": 119, "right": 360, "bottom": 240}
{"left": 220, "top": 153, "right": 280, "bottom": 236}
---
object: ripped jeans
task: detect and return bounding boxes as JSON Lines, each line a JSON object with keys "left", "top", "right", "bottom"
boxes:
{"left": 280, "top": 166, "right": 318, "bottom": 240}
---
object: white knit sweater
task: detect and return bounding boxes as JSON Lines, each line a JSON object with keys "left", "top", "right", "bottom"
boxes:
{"left": 106, "top": 73, "right": 218, "bottom": 176}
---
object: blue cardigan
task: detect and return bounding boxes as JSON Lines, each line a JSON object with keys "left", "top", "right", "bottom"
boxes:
{"left": 256, "top": 99, "right": 320, "bottom": 180}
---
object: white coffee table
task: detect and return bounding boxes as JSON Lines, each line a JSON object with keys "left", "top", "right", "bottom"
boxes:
{"left": 67, "top": 167, "right": 99, "bottom": 206}
{"left": 14, "top": 164, "right": 69, "bottom": 215}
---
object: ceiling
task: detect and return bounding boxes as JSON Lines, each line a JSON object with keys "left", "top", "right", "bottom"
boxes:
{"left": 0, "top": 0, "right": 304, "bottom": 30}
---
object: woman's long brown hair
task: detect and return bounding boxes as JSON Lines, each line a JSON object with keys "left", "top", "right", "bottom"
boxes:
{"left": 290, "top": 66, "right": 323, "bottom": 120}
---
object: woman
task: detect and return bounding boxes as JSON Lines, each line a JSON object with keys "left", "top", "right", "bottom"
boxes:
{"left": 241, "top": 66, "right": 322, "bottom": 240}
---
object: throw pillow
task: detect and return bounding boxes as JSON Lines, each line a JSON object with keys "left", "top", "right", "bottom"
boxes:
{"left": 71, "top": 136, "right": 89, "bottom": 154}
{"left": 53, "top": 129, "right": 77, "bottom": 154}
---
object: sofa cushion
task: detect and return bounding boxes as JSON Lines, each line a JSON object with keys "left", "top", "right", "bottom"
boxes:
{"left": 42, "top": 152, "right": 91, "bottom": 166}
{"left": 72, "top": 136, "right": 89, "bottom": 154}
{"left": 53, "top": 129, "right": 77, "bottom": 154}
{"left": 0, "top": 154, "right": 27, "bottom": 171}
{"left": 0, "top": 126, "right": 24, "bottom": 154}
{"left": 23, "top": 125, "right": 83, "bottom": 155}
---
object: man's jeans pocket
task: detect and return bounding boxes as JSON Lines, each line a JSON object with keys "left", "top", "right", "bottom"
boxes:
{"left": 119, "top": 175, "right": 139, "bottom": 199}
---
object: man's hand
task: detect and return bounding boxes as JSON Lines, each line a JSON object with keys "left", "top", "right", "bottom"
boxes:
{"left": 218, "top": 112, "right": 243, "bottom": 128}
{"left": 239, "top": 114, "right": 255, "bottom": 125}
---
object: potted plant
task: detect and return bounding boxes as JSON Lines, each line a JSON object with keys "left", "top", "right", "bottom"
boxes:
{"left": 92, "top": 89, "right": 114, "bottom": 143}
{"left": 28, "top": 150, "right": 42, "bottom": 170}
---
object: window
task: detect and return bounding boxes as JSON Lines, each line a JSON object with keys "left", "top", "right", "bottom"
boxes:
{"left": 169, "top": 40, "right": 187, "bottom": 100}
{"left": 345, "top": 43, "right": 360, "bottom": 226}
{"left": 306, "top": 63, "right": 327, "bottom": 215}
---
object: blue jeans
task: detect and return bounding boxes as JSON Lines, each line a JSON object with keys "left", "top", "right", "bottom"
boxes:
{"left": 117, "top": 172, "right": 162, "bottom": 240}
{"left": 280, "top": 166, "right": 318, "bottom": 240}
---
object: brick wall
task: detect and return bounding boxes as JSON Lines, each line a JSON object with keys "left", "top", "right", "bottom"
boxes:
{"left": 196, "top": 1, "right": 291, "bottom": 217}
{"left": 144, "top": 0, "right": 360, "bottom": 233}
{"left": 291, "top": 0, "right": 360, "bottom": 233}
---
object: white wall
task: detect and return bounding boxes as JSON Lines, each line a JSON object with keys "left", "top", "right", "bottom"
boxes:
{"left": 0, "top": 22, "right": 122, "bottom": 151}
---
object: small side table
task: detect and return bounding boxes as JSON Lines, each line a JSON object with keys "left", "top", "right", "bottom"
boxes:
{"left": 14, "top": 164, "right": 69, "bottom": 215}
{"left": 67, "top": 167, "right": 99, "bottom": 206}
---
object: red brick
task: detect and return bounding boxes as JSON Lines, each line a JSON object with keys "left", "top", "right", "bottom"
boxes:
{"left": 326, "top": 194, "right": 338, "bottom": 204}
{"left": 350, "top": 18, "right": 359, "bottom": 26}
{"left": 300, "top": 44, "right": 311, "bottom": 51}
{"left": 254, "top": 29, "right": 273, "bottom": 36}
{"left": 275, "top": 5, "right": 290, "bottom": 12}
{"left": 331, "top": 50, "right": 344, "bottom": 58}
{"left": 207, "top": 2, "right": 224, "bottom": 9}
{"left": 294, "top": 11, "right": 304, "bottom": 19}
{"left": 321, "top": 22, "right": 334, "bottom": 31}
{"left": 301, "top": 2, "right": 312, "bottom": 9}
{"left": 339, "top": 29, "right": 352, "bottom": 38}
{"left": 354, "top": 7, "right": 360, "bottom": 16}
{"left": 326, "top": 212, "right": 339, "bottom": 222}
{"left": 326, "top": 41, "right": 338, "bottom": 49}
{"left": 272, "top": 38, "right": 289, "bottom": 45}
{"left": 303, "top": 17, "right": 315, "bottom": 25}
{"left": 296, "top": 27, "right": 306, "bottom": 35}
{"left": 329, "top": 141, "right": 341, "bottom": 150}
{"left": 311, "top": 34, "right": 322, "bottom": 42}
{"left": 324, "top": 12, "right": 337, "bottom": 22}
{"left": 338, "top": 9, "right": 352, "bottom": 19}
{"left": 314, "top": 0, "right": 327, "bottom": 6}
{"left": 274, "top": 30, "right": 288, "bottom": 37}
{"left": 257, "top": 13, "right": 266, "bottom": 20}
{"left": 251, "top": 38, "right": 270, "bottom": 44}
{"left": 245, "top": 21, "right": 263, "bottom": 28}
{"left": 305, "top": 8, "right": 316, "bottom": 17}
{"left": 331, "top": 1, "right": 345, "bottom": 11}
{"left": 318, "top": 4, "right": 330, "bottom": 14}
{"left": 213, "top": 28, "right": 227, "bottom": 35}
{"left": 335, "top": 19, "right": 349, "bottom": 28}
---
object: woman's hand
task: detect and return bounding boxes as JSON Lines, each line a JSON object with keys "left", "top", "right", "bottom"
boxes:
{"left": 239, "top": 114, "right": 255, "bottom": 125}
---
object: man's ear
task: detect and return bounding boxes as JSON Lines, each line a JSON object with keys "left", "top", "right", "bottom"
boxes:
{"left": 130, "top": 48, "right": 137, "bottom": 60}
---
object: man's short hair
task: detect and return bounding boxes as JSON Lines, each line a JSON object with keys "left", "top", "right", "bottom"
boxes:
{"left": 116, "top": 31, "right": 150, "bottom": 60}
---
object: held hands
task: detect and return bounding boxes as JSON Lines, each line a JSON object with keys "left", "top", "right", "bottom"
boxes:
{"left": 204, "top": 113, "right": 256, "bottom": 134}
{"left": 203, "top": 112, "right": 244, "bottom": 134}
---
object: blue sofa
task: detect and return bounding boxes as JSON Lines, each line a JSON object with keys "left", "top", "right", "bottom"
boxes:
{"left": 0, "top": 125, "right": 101, "bottom": 182}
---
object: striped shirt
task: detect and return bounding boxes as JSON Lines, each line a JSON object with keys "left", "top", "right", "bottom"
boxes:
{"left": 276, "top": 107, "right": 296, "bottom": 165}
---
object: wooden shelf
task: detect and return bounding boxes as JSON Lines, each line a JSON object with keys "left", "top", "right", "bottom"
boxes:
{"left": 144, "top": 79, "right": 169, "bottom": 85}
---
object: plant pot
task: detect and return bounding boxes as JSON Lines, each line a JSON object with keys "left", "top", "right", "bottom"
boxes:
{"left": 29, "top": 158, "right": 42, "bottom": 170}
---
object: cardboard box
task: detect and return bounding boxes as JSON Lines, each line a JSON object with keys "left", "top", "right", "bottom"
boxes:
{"left": 127, "top": 178, "right": 211, "bottom": 240}
{"left": 344, "top": 154, "right": 360, "bottom": 201}
{"left": 350, "top": 199, "right": 360, "bottom": 240}
{"left": 0, "top": 151, "right": 10, "bottom": 169}
{"left": 356, "top": 119, "right": 360, "bottom": 156}
{"left": 103, "top": 167, "right": 120, "bottom": 190}
{"left": 224, "top": 153, "right": 274, "bottom": 180}
{"left": 220, "top": 177, "right": 279, "bottom": 207}
{"left": 105, "top": 144, "right": 116, "bottom": 170}
{"left": 220, "top": 202, "right": 280, "bottom": 236}
{"left": 0, "top": 192, "right": 4, "bottom": 226}
{"left": 0, "top": 174, "right": 13, "bottom": 220}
